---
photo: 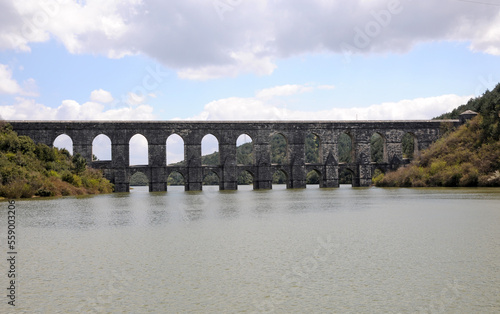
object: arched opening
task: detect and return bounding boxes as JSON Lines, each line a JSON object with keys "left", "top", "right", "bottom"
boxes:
{"left": 236, "top": 134, "right": 253, "bottom": 165}
{"left": 237, "top": 170, "right": 254, "bottom": 188}
{"left": 271, "top": 133, "right": 288, "bottom": 165}
{"left": 338, "top": 133, "right": 353, "bottom": 163}
{"left": 202, "top": 134, "right": 219, "bottom": 166}
{"left": 370, "top": 133, "right": 386, "bottom": 163}
{"left": 92, "top": 134, "right": 111, "bottom": 161}
{"left": 167, "top": 171, "right": 185, "bottom": 186}
{"left": 402, "top": 132, "right": 418, "bottom": 160}
{"left": 306, "top": 169, "right": 322, "bottom": 187}
{"left": 53, "top": 134, "right": 73, "bottom": 155}
{"left": 305, "top": 133, "right": 321, "bottom": 164}
{"left": 166, "top": 134, "right": 185, "bottom": 166}
{"left": 339, "top": 168, "right": 354, "bottom": 186}
{"left": 130, "top": 171, "right": 149, "bottom": 187}
{"left": 372, "top": 168, "right": 385, "bottom": 185}
{"left": 272, "top": 169, "right": 289, "bottom": 188}
{"left": 203, "top": 170, "right": 220, "bottom": 189}
{"left": 129, "top": 134, "right": 148, "bottom": 166}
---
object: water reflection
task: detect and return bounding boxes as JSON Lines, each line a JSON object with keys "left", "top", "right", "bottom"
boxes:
{"left": 108, "top": 209, "right": 133, "bottom": 227}
{"left": 148, "top": 209, "right": 169, "bottom": 225}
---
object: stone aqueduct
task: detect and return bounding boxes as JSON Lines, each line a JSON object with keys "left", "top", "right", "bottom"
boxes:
{"left": 9, "top": 120, "right": 460, "bottom": 192}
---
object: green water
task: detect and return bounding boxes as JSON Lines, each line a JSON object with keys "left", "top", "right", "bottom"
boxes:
{"left": 1, "top": 186, "right": 499, "bottom": 313}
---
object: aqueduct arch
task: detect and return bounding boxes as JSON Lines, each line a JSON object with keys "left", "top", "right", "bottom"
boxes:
{"left": 9, "top": 120, "right": 460, "bottom": 192}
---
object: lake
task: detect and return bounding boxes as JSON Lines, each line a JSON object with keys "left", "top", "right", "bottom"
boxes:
{"left": 1, "top": 185, "right": 499, "bottom": 313}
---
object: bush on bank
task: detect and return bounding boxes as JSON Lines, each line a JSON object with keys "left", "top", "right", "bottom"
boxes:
{"left": 0, "top": 122, "right": 114, "bottom": 199}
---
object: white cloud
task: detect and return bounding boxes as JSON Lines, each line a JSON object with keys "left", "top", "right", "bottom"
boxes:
{"left": 90, "top": 89, "right": 114, "bottom": 103}
{"left": 317, "top": 85, "right": 336, "bottom": 90}
{"left": 1, "top": 97, "right": 156, "bottom": 121}
{"left": 253, "top": 83, "right": 335, "bottom": 100}
{"left": 177, "top": 52, "right": 276, "bottom": 80}
{"left": 1, "top": 0, "right": 499, "bottom": 79}
{"left": 0, "top": 64, "right": 23, "bottom": 94}
{"left": 127, "top": 92, "right": 147, "bottom": 106}
{"left": 256, "top": 85, "right": 314, "bottom": 99}
{"left": 190, "top": 92, "right": 472, "bottom": 121}
{"left": 0, "top": 64, "right": 38, "bottom": 96}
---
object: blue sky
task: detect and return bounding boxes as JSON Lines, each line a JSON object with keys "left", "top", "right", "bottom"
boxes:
{"left": 1, "top": 0, "right": 499, "bottom": 123}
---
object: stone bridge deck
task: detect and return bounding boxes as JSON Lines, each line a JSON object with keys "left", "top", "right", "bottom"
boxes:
{"left": 9, "top": 120, "right": 460, "bottom": 192}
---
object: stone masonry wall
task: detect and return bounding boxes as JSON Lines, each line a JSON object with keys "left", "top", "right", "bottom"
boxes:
{"left": 9, "top": 120, "right": 460, "bottom": 192}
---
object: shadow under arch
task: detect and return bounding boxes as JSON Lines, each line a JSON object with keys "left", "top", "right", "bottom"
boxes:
{"left": 202, "top": 169, "right": 221, "bottom": 190}
{"left": 339, "top": 167, "right": 355, "bottom": 186}
{"left": 237, "top": 169, "right": 255, "bottom": 189}
{"left": 272, "top": 168, "right": 289, "bottom": 189}
{"left": 129, "top": 169, "right": 150, "bottom": 190}
{"left": 167, "top": 170, "right": 185, "bottom": 188}
{"left": 306, "top": 168, "right": 322, "bottom": 186}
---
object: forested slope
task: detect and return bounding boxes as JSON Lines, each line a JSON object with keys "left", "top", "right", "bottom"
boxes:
{"left": 375, "top": 84, "right": 500, "bottom": 187}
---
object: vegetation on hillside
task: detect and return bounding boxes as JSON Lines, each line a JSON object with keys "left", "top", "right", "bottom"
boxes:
{"left": 375, "top": 84, "right": 500, "bottom": 187}
{"left": 0, "top": 122, "right": 113, "bottom": 198}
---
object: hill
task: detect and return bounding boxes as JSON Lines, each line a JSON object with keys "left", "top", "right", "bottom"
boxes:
{"left": 375, "top": 83, "right": 500, "bottom": 187}
{"left": 0, "top": 122, "right": 113, "bottom": 199}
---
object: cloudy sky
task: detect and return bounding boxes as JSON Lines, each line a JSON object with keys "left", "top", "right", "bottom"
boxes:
{"left": 1, "top": 0, "right": 500, "bottom": 124}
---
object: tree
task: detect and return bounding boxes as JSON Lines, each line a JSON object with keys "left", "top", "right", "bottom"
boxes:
{"left": 72, "top": 153, "right": 87, "bottom": 174}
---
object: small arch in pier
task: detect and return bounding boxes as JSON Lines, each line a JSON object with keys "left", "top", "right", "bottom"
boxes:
{"left": 130, "top": 171, "right": 149, "bottom": 188}
{"left": 203, "top": 170, "right": 220, "bottom": 189}
{"left": 272, "top": 169, "right": 289, "bottom": 188}
{"left": 306, "top": 169, "right": 322, "bottom": 187}
{"left": 237, "top": 170, "right": 255, "bottom": 187}
{"left": 339, "top": 168, "right": 355, "bottom": 186}
{"left": 167, "top": 171, "right": 185, "bottom": 186}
